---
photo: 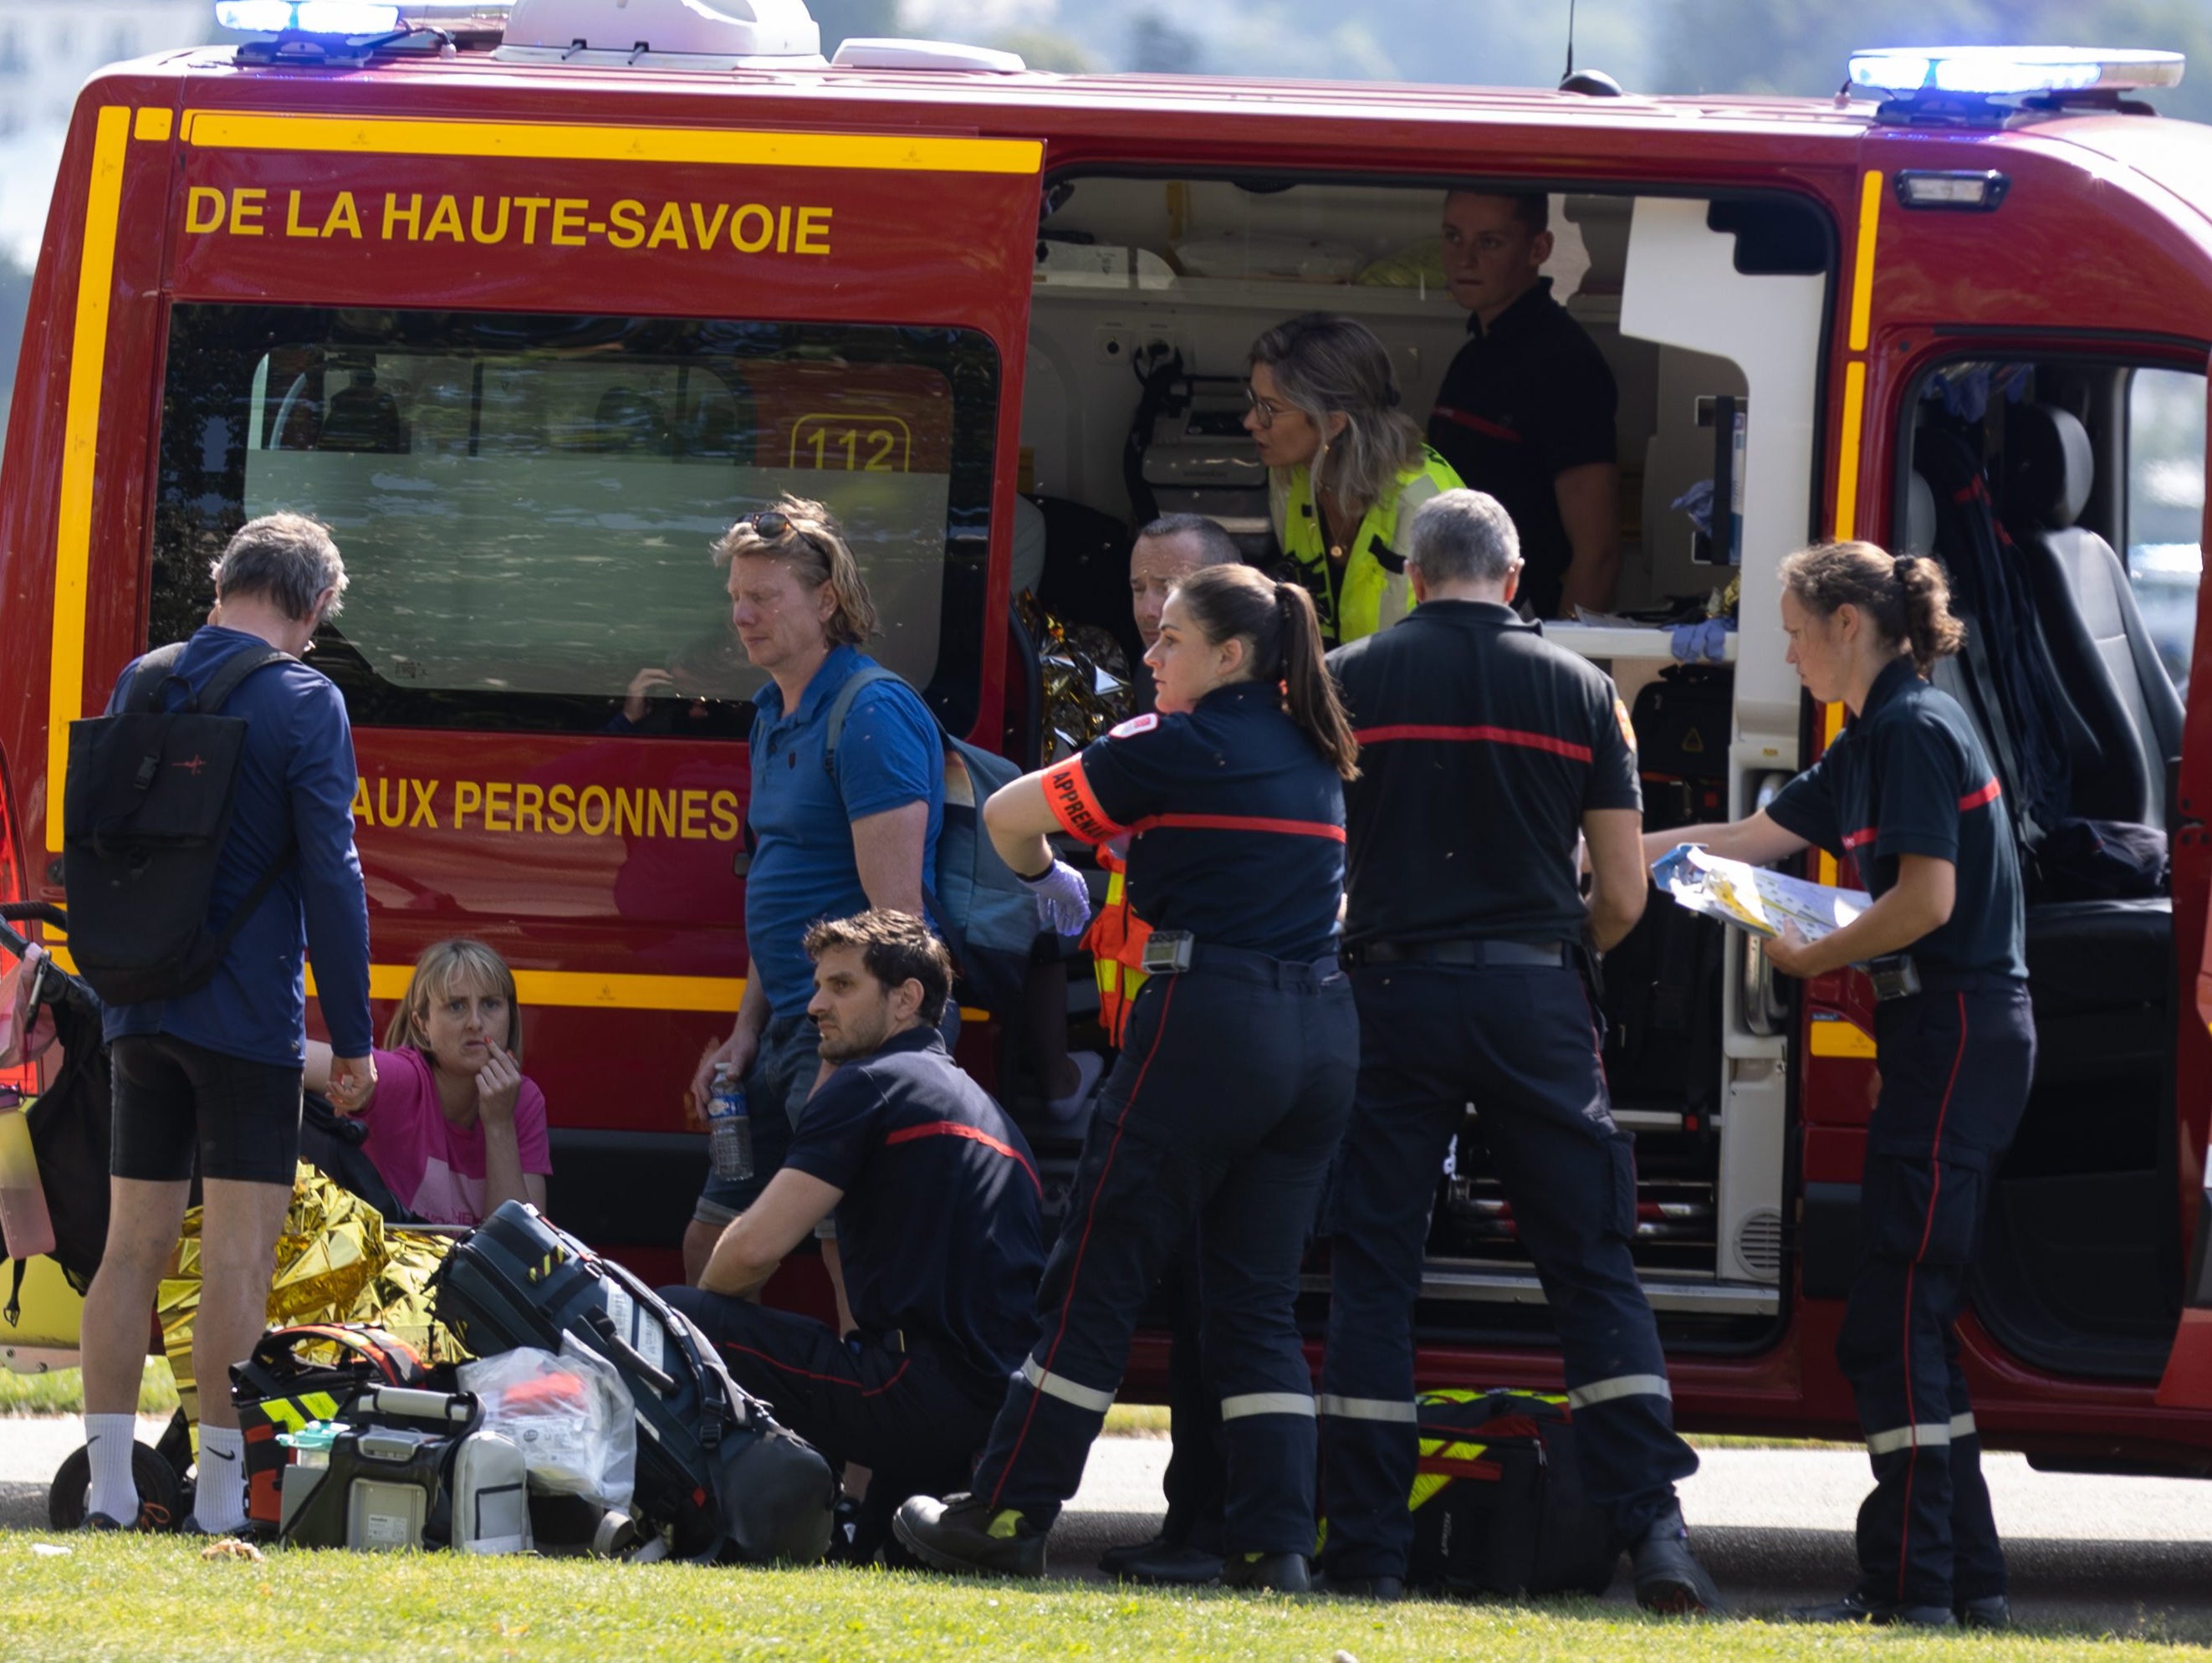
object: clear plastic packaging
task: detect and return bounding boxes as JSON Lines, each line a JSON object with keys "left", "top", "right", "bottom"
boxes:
{"left": 0, "top": 1092, "right": 54, "bottom": 1261}
{"left": 457, "top": 1338, "right": 636, "bottom": 1512}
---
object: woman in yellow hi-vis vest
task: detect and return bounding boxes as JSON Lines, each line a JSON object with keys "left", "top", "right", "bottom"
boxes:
{"left": 1246, "top": 312, "right": 1464, "bottom": 645}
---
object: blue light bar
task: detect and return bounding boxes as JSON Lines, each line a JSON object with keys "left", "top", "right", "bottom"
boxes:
{"left": 216, "top": 0, "right": 402, "bottom": 32}
{"left": 1848, "top": 45, "right": 2185, "bottom": 98}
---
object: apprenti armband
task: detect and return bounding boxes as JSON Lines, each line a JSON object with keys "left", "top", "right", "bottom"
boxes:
{"left": 1040, "top": 756, "right": 1125, "bottom": 842}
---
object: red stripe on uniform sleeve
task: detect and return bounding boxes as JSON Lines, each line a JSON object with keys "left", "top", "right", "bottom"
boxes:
{"left": 1039, "top": 756, "right": 1126, "bottom": 842}
{"left": 1842, "top": 826, "right": 1877, "bottom": 851}
{"left": 1353, "top": 723, "right": 1594, "bottom": 765}
{"left": 1958, "top": 779, "right": 2001, "bottom": 811}
{"left": 1127, "top": 811, "right": 1346, "bottom": 842}
{"left": 883, "top": 1120, "right": 1043, "bottom": 1195}
{"left": 1432, "top": 406, "right": 1524, "bottom": 445}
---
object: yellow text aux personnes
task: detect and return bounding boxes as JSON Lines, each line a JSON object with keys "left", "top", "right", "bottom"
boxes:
{"left": 186, "top": 187, "right": 833, "bottom": 255}
{"left": 353, "top": 777, "right": 743, "bottom": 842}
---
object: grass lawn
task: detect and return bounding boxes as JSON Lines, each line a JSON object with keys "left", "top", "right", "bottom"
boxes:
{"left": 0, "top": 1359, "right": 177, "bottom": 1416}
{"left": 1, "top": 1538, "right": 2200, "bottom": 1662}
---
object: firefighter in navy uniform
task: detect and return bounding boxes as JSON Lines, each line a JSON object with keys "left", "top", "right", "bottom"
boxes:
{"left": 1321, "top": 488, "right": 1720, "bottom": 1611}
{"left": 1651, "top": 540, "right": 2032, "bottom": 1630}
{"left": 897, "top": 564, "right": 1362, "bottom": 1592}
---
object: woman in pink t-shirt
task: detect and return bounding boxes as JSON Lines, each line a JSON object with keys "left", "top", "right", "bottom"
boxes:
{"left": 308, "top": 939, "right": 551, "bottom": 1226}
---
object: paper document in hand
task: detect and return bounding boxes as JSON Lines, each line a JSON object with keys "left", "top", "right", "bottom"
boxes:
{"left": 1650, "top": 844, "right": 1870, "bottom": 940}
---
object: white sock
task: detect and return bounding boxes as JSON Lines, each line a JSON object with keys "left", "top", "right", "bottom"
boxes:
{"left": 192, "top": 1424, "right": 247, "bottom": 1533}
{"left": 84, "top": 1412, "right": 138, "bottom": 1522}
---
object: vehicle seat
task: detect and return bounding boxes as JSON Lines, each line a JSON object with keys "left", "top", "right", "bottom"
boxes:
{"left": 2002, "top": 403, "right": 2185, "bottom": 828}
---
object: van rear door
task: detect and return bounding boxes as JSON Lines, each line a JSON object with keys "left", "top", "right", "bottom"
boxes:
{"left": 136, "top": 84, "right": 1042, "bottom": 1236}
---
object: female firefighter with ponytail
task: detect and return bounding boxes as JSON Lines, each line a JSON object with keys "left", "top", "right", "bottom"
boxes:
{"left": 1645, "top": 540, "right": 2033, "bottom": 1629}
{"left": 897, "top": 565, "right": 1361, "bottom": 1592}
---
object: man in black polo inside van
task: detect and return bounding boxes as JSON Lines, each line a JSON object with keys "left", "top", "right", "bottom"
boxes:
{"left": 1428, "top": 189, "right": 1621, "bottom": 621}
{"left": 662, "top": 910, "right": 1043, "bottom": 1545}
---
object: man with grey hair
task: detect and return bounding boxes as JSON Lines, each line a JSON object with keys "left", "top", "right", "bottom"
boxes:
{"left": 76, "top": 512, "right": 375, "bottom": 1537}
{"left": 1315, "top": 489, "right": 1722, "bottom": 1610}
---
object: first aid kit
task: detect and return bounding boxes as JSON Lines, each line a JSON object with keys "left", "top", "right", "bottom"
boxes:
{"left": 432, "top": 1200, "right": 836, "bottom": 1563}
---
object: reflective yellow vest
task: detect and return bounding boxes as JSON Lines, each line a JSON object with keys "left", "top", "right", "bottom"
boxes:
{"left": 1084, "top": 843, "right": 1149, "bottom": 1046}
{"left": 1275, "top": 447, "right": 1463, "bottom": 644}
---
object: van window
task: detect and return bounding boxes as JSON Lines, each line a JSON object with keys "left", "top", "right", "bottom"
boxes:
{"left": 151, "top": 309, "right": 999, "bottom": 735}
{"left": 2126, "top": 365, "right": 2204, "bottom": 688}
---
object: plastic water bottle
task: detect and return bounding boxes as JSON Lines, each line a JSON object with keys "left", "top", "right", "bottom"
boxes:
{"left": 706, "top": 1066, "right": 753, "bottom": 1183}
{"left": 0, "top": 1093, "right": 54, "bottom": 1261}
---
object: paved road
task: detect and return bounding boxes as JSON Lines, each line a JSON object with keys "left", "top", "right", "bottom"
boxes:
{"left": 5, "top": 1419, "right": 2208, "bottom": 1639}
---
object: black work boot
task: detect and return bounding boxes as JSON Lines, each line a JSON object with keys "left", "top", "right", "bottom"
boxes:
{"left": 1315, "top": 1570, "right": 1404, "bottom": 1600}
{"left": 1957, "top": 1594, "right": 2011, "bottom": 1629}
{"left": 1784, "top": 1588, "right": 1955, "bottom": 1627}
{"left": 891, "top": 1492, "right": 1049, "bottom": 1579}
{"left": 1114, "top": 1538, "right": 1226, "bottom": 1585}
{"left": 1221, "top": 1550, "right": 1311, "bottom": 1593}
{"left": 1630, "top": 1504, "right": 1729, "bottom": 1614}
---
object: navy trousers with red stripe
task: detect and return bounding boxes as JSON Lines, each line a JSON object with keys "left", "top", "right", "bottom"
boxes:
{"left": 658, "top": 1288, "right": 1002, "bottom": 1498}
{"left": 1321, "top": 963, "right": 1697, "bottom": 1579}
{"left": 965, "top": 955, "right": 1357, "bottom": 1553}
{"left": 1838, "top": 982, "right": 2034, "bottom": 1611}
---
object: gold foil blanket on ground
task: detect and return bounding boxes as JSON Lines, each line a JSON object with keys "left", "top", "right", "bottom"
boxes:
{"left": 156, "top": 1163, "right": 464, "bottom": 1429}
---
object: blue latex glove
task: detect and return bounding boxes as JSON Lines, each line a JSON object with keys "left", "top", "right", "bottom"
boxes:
{"left": 1021, "top": 858, "right": 1093, "bottom": 938}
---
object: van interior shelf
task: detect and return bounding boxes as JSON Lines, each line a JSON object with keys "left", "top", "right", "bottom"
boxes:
{"left": 1545, "top": 622, "right": 1739, "bottom": 664}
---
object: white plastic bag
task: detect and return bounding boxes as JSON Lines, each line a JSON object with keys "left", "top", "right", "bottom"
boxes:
{"left": 457, "top": 1338, "right": 636, "bottom": 1512}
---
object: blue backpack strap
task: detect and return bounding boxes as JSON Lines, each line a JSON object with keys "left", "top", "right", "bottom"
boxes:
{"left": 815, "top": 664, "right": 963, "bottom": 945}
{"left": 820, "top": 664, "right": 907, "bottom": 776}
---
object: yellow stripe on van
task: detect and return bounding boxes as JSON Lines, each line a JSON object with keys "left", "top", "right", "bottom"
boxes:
{"left": 45, "top": 947, "right": 985, "bottom": 1022}
{"left": 1847, "top": 169, "right": 1882, "bottom": 353}
{"left": 1808, "top": 1015, "right": 1877, "bottom": 1059}
{"left": 1833, "top": 358, "right": 1867, "bottom": 541}
{"left": 43, "top": 105, "right": 134, "bottom": 853}
{"left": 177, "top": 111, "right": 1043, "bottom": 176}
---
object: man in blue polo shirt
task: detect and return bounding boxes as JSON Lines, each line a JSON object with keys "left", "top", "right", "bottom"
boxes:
{"left": 664, "top": 910, "right": 1041, "bottom": 1548}
{"left": 682, "top": 497, "right": 944, "bottom": 1283}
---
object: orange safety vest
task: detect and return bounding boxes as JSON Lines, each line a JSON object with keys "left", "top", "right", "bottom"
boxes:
{"left": 1084, "top": 841, "right": 1152, "bottom": 1046}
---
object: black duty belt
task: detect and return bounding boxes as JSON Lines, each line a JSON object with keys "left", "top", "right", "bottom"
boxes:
{"left": 1345, "top": 939, "right": 1566, "bottom": 970}
{"left": 1861, "top": 955, "right": 2025, "bottom": 1003}
{"left": 1141, "top": 932, "right": 1340, "bottom": 982}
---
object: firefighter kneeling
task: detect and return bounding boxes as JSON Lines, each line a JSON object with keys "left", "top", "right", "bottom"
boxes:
{"left": 1321, "top": 489, "right": 1722, "bottom": 1610}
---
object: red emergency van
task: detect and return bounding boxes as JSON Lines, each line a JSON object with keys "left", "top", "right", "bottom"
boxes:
{"left": 2, "top": 1, "right": 2209, "bottom": 1472}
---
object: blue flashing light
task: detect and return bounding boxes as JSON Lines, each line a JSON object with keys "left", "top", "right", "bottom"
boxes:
{"left": 1848, "top": 45, "right": 2184, "bottom": 99}
{"left": 216, "top": 0, "right": 402, "bottom": 33}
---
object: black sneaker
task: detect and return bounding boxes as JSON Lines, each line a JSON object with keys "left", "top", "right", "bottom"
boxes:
{"left": 1629, "top": 1505, "right": 1728, "bottom": 1615}
{"left": 79, "top": 1500, "right": 173, "bottom": 1534}
{"left": 892, "top": 1493, "right": 1049, "bottom": 1579}
{"left": 181, "top": 1517, "right": 259, "bottom": 1541}
{"left": 1783, "top": 1589, "right": 1955, "bottom": 1627}
{"left": 1957, "top": 1594, "right": 2011, "bottom": 1630}
{"left": 1220, "top": 1551, "right": 1310, "bottom": 1594}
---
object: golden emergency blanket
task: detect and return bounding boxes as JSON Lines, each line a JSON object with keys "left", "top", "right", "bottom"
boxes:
{"left": 156, "top": 1163, "right": 464, "bottom": 1428}
{"left": 1019, "top": 594, "right": 1133, "bottom": 762}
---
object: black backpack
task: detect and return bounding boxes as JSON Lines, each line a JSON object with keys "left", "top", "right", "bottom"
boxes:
{"left": 61, "top": 641, "right": 298, "bottom": 1005}
{"left": 1631, "top": 664, "right": 1731, "bottom": 832}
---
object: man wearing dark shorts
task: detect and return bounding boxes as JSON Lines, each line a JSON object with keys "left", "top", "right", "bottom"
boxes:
{"left": 76, "top": 514, "right": 375, "bottom": 1536}
{"left": 665, "top": 911, "right": 1040, "bottom": 1549}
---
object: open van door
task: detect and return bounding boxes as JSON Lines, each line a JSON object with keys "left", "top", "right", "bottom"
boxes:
{"left": 2155, "top": 353, "right": 2212, "bottom": 1409}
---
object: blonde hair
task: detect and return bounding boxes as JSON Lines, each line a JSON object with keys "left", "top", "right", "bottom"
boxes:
{"left": 384, "top": 938, "right": 524, "bottom": 1061}
{"left": 1249, "top": 313, "right": 1426, "bottom": 519}
{"left": 711, "top": 494, "right": 878, "bottom": 647}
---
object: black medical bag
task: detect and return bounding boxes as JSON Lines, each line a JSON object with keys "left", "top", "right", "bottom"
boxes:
{"left": 1403, "top": 1389, "right": 1616, "bottom": 1597}
{"left": 430, "top": 1200, "right": 835, "bottom": 1563}
{"left": 1632, "top": 664, "right": 1732, "bottom": 831}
